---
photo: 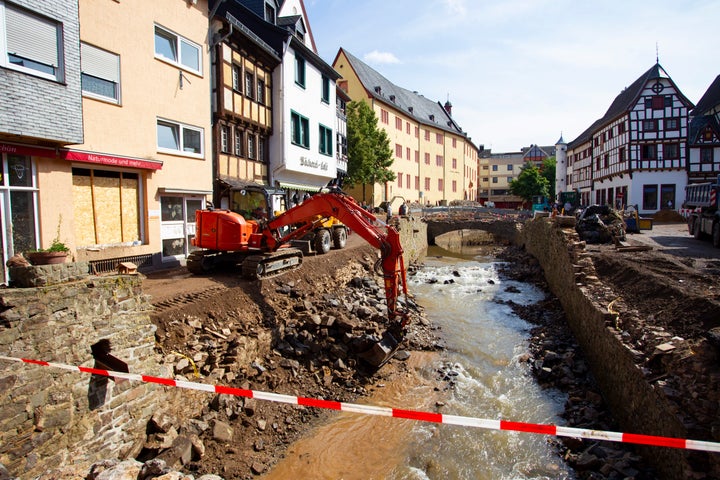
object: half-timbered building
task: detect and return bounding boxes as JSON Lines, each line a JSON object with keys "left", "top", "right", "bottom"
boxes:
{"left": 563, "top": 63, "right": 694, "bottom": 214}
{"left": 687, "top": 75, "right": 720, "bottom": 183}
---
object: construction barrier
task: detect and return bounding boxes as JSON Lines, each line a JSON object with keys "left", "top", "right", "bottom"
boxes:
{"left": 2, "top": 354, "right": 720, "bottom": 453}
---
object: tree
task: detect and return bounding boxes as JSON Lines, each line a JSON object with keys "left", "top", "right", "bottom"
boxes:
{"left": 541, "top": 156, "right": 556, "bottom": 199}
{"left": 345, "top": 101, "right": 395, "bottom": 202}
{"left": 509, "top": 161, "right": 549, "bottom": 206}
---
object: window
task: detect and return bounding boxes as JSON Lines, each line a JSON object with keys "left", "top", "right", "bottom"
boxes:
{"left": 415, "top": 126, "right": 419, "bottom": 138}
{"left": 642, "top": 184, "right": 658, "bottom": 210}
{"left": 232, "top": 64, "right": 242, "bottom": 92}
{"left": 258, "top": 137, "right": 266, "bottom": 162}
{"left": 452, "top": 180, "right": 457, "bottom": 192}
{"left": 452, "top": 158, "right": 457, "bottom": 169}
{"left": 321, "top": 75, "right": 330, "bottom": 103}
{"left": 234, "top": 128, "right": 243, "bottom": 156}
{"left": 405, "top": 147, "right": 410, "bottom": 160}
{"left": 395, "top": 117, "right": 402, "bottom": 130}
{"left": 290, "top": 111, "right": 309, "bottom": 148}
{"left": 319, "top": 125, "right": 332, "bottom": 156}
{"left": 507, "top": 164, "right": 513, "bottom": 171}
{"left": 2, "top": 3, "right": 63, "bottom": 81}
{"left": 406, "top": 122, "right": 410, "bottom": 135}
{"left": 436, "top": 155, "right": 443, "bottom": 167}
{"left": 154, "top": 25, "right": 201, "bottom": 74}
{"left": 72, "top": 168, "right": 140, "bottom": 246}
{"left": 397, "top": 174, "right": 402, "bottom": 188}
{"left": 618, "top": 122, "right": 626, "bottom": 134}
{"left": 257, "top": 78, "right": 265, "bottom": 105}
{"left": 81, "top": 43, "right": 120, "bottom": 102}
{"left": 438, "top": 179, "right": 443, "bottom": 191}
{"left": 424, "top": 177, "right": 430, "bottom": 191}
{"left": 0, "top": 155, "right": 37, "bottom": 264}
{"left": 395, "top": 144, "right": 402, "bottom": 158}
{"left": 381, "top": 109, "right": 388, "bottom": 124}
{"left": 265, "top": 3, "right": 276, "bottom": 23}
{"left": 701, "top": 148, "right": 714, "bottom": 164}
{"left": 415, "top": 150, "right": 419, "bottom": 163}
{"left": 641, "top": 144, "right": 657, "bottom": 160}
{"left": 220, "top": 125, "right": 229, "bottom": 153}
{"left": 604, "top": 154, "right": 609, "bottom": 168}
{"left": 157, "top": 119, "right": 203, "bottom": 156}
{"left": 294, "top": 54, "right": 305, "bottom": 87}
{"left": 452, "top": 138, "right": 457, "bottom": 148}
{"left": 642, "top": 120, "right": 657, "bottom": 131}
{"left": 424, "top": 130, "right": 430, "bottom": 141}
{"left": 245, "top": 72, "right": 254, "bottom": 100}
{"left": 247, "top": 134, "right": 256, "bottom": 160}
{"left": 665, "top": 118, "right": 679, "bottom": 130}
{"left": 619, "top": 147, "right": 626, "bottom": 162}
{"left": 436, "top": 133, "right": 443, "bottom": 144}
{"left": 406, "top": 174, "right": 410, "bottom": 188}
{"left": 492, "top": 177, "right": 498, "bottom": 183}
{"left": 424, "top": 153, "right": 430, "bottom": 165}
{"left": 415, "top": 176, "right": 419, "bottom": 189}
{"left": 664, "top": 143, "right": 679, "bottom": 159}
{"left": 492, "top": 165, "right": 498, "bottom": 171}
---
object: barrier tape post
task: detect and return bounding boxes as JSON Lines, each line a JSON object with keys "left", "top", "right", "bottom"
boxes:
{"left": 2, "top": 354, "right": 720, "bottom": 454}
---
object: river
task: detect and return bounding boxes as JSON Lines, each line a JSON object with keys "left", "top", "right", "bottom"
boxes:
{"left": 262, "top": 246, "right": 574, "bottom": 479}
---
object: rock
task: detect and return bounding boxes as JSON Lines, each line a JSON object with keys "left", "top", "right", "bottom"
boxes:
{"left": 155, "top": 435, "right": 193, "bottom": 468}
{"left": 139, "top": 459, "right": 169, "bottom": 479}
{"left": 250, "top": 462, "right": 267, "bottom": 475}
{"left": 149, "top": 412, "right": 176, "bottom": 434}
{"left": 197, "top": 475, "right": 225, "bottom": 480}
{"left": 243, "top": 397, "right": 257, "bottom": 416}
{"left": 93, "top": 459, "right": 143, "bottom": 480}
{"left": 189, "top": 433, "right": 205, "bottom": 459}
{"left": 212, "top": 420, "right": 234, "bottom": 442}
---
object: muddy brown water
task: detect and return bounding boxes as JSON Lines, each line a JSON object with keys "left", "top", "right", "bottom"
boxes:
{"left": 262, "top": 246, "right": 573, "bottom": 480}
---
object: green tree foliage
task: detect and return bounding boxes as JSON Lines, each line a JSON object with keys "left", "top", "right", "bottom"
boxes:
{"left": 509, "top": 161, "right": 549, "bottom": 204}
{"left": 542, "top": 156, "right": 556, "bottom": 199}
{"left": 345, "top": 101, "right": 395, "bottom": 200}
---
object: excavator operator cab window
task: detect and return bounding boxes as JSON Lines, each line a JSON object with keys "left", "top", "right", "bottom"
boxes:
{"left": 231, "top": 189, "right": 268, "bottom": 221}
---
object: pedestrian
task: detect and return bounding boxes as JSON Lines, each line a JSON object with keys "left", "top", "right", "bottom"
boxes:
{"left": 399, "top": 201, "right": 408, "bottom": 217}
{"left": 386, "top": 203, "right": 392, "bottom": 223}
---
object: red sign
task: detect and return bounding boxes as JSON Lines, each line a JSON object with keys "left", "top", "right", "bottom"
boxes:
{"left": 0, "top": 142, "right": 55, "bottom": 158}
{"left": 61, "top": 149, "right": 163, "bottom": 170}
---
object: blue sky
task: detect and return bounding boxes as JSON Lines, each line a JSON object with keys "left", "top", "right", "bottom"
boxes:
{"left": 303, "top": 0, "right": 720, "bottom": 153}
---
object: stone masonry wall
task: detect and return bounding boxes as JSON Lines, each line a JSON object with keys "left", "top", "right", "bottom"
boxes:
{"left": 0, "top": 273, "right": 203, "bottom": 478}
{"left": 518, "top": 217, "right": 691, "bottom": 479}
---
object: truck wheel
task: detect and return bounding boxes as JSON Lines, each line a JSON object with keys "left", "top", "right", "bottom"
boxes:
{"left": 693, "top": 218, "right": 703, "bottom": 239}
{"left": 713, "top": 223, "right": 720, "bottom": 248}
{"left": 314, "top": 229, "right": 331, "bottom": 254}
{"left": 333, "top": 227, "right": 347, "bottom": 249}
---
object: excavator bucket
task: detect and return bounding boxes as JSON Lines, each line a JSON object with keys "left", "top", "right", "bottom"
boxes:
{"left": 359, "top": 331, "right": 400, "bottom": 368}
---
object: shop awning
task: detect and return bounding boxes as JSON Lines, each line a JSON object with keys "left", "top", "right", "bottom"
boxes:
{"left": 279, "top": 182, "right": 324, "bottom": 192}
{"left": 61, "top": 149, "right": 163, "bottom": 170}
{"left": 158, "top": 187, "right": 212, "bottom": 196}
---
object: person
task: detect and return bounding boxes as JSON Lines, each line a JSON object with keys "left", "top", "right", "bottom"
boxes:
{"left": 399, "top": 201, "right": 408, "bottom": 217}
{"left": 291, "top": 192, "right": 299, "bottom": 207}
{"left": 386, "top": 203, "right": 392, "bottom": 223}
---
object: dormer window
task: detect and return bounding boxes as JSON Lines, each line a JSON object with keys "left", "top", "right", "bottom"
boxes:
{"left": 429, "top": 114, "right": 435, "bottom": 121}
{"left": 264, "top": 2, "right": 276, "bottom": 24}
{"left": 374, "top": 86, "right": 382, "bottom": 94}
{"left": 389, "top": 94, "right": 395, "bottom": 102}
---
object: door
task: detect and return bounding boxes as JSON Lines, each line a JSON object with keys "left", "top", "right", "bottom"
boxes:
{"left": 159, "top": 196, "right": 204, "bottom": 261}
{"left": 1, "top": 155, "right": 38, "bottom": 283}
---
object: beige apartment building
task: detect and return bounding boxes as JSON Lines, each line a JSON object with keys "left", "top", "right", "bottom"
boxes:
{"left": 0, "top": 0, "right": 213, "bottom": 279}
{"left": 332, "top": 48, "right": 478, "bottom": 207}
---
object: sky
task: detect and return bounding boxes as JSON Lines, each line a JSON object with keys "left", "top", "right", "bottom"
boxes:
{"left": 302, "top": 0, "right": 720, "bottom": 153}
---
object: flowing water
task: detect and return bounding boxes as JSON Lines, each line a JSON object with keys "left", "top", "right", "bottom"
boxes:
{"left": 263, "top": 246, "right": 574, "bottom": 479}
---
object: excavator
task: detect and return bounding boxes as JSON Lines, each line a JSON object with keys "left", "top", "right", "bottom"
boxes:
{"left": 188, "top": 187, "right": 411, "bottom": 366}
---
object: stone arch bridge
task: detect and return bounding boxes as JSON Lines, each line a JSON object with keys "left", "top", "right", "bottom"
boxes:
{"left": 424, "top": 217, "right": 523, "bottom": 245}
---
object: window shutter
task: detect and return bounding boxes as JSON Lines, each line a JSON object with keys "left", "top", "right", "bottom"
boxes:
{"left": 5, "top": 6, "right": 58, "bottom": 67}
{"left": 81, "top": 43, "right": 119, "bottom": 82}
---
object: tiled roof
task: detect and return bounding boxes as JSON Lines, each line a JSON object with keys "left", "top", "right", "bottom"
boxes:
{"left": 691, "top": 74, "right": 720, "bottom": 116}
{"left": 340, "top": 49, "right": 467, "bottom": 138}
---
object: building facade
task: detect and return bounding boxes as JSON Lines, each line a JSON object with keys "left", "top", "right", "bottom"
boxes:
{"left": 687, "top": 75, "right": 720, "bottom": 184}
{"left": 332, "top": 48, "right": 479, "bottom": 207}
{"left": 1, "top": 0, "right": 213, "bottom": 281}
{"left": 562, "top": 63, "right": 694, "bottom": 214}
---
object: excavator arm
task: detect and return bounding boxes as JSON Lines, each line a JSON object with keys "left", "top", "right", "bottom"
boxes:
{"left": 263, "top": 190, "right": 411, "bottom": 337}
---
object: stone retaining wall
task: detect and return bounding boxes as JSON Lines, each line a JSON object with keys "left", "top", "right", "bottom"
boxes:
{"left": 0, "top": 272, "right": 205, "bottom": 478}
{"left": 519, "top": 217, "right": 692, "bottom": 479}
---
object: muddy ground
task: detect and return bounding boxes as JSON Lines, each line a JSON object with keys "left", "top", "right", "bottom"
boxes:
{"left": 140, "top": 217, "right": 720, "bottom": 479}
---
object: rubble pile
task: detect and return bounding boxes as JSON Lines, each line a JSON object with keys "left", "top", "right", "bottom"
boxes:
{"left": 575, "top": 205, "right": 626, "bottom": 244}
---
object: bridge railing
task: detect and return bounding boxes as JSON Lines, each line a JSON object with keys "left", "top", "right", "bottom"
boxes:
{"left": 420, "top": 205, "right": 525, "bottom": 220}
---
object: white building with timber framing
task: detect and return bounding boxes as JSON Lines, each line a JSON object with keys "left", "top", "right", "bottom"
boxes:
{"left": 562, "top": 63, "right": 694, "bottom": 214}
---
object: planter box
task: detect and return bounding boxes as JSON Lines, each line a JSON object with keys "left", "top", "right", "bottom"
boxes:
{"left": 25, "top": 251, "right": 69, "bottom": 265}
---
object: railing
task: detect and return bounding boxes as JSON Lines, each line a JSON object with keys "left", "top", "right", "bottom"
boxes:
{"left": 89, "top": 253, "right": 153, "bottom": 275}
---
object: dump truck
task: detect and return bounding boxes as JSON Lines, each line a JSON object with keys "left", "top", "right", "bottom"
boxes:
{"left": 684, "top": 175, "right": 720, "bottom": 247}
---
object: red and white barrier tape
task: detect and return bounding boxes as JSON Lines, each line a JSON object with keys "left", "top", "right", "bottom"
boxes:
{"left": 2, "top": 354, "right": 719, "bottom": 453}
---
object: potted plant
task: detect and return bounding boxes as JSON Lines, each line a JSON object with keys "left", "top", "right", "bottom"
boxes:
{"left": 25, "top": 217, "right": 71, "bottom": 265}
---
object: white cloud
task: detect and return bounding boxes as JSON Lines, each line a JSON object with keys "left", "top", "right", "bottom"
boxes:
{"left": 363, "top": 50, "right": 400, "bottom": 65}
{"left": 442, "top": 0, "right": 466, "bottom": 15}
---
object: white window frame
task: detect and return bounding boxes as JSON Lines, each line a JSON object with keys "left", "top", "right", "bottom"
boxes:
{"left": 157, "top": 118, "right": 204, "bottom": 158}
{"left": 81, "top": 42, "right": 121, "bottom": 103}
{"left": 153, "top": 24, "right": 202, "bottom": 76}
{"left": 0, "top": 2, "right": 64, "bottom": 82}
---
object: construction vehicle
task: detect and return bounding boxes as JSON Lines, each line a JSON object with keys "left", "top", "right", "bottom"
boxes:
{"left": 531, "top": 195, "right": 550, "bottom": 212}
{"left": 684, "top": 175, "right": 720, "bottom": 247}
{"left": 188, "top": 188, "right": 410, "bottom": 366}
{"left": 212, "top": 179, "right": 349, "bottom": 256}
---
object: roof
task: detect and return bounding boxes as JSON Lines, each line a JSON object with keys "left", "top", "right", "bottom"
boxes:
{"left": 337, "top": 48, "right": 472, "bottom": 141}
{"left": 691, "top": 74, "right": 720, "bottom": 116}
{"left": 568, "top": 63, "right": 694, "bottom": 148}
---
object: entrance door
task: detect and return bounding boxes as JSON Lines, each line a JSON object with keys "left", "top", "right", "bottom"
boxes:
{"left": 159, "top": 196, "right": 203, "bottom": 261}
{"left": 1, "top": 155, "right": 38, "bottom": 283}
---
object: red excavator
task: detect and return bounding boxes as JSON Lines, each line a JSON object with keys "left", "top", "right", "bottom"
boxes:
{"left": 189, "top": 188, "right": 410, "bottom": 366}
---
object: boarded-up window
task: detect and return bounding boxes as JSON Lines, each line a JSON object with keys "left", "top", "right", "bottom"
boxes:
{"left": 72, "top": 168, "right": 140, "bottom": 246}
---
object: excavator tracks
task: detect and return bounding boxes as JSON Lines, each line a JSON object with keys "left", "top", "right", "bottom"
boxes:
{"left": 241, "top": 249, "right": 303, "bottom": 280}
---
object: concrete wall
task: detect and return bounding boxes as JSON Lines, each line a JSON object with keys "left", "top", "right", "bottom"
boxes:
{"left": 518, "top": 217, "right": 695, "bottom": 479}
